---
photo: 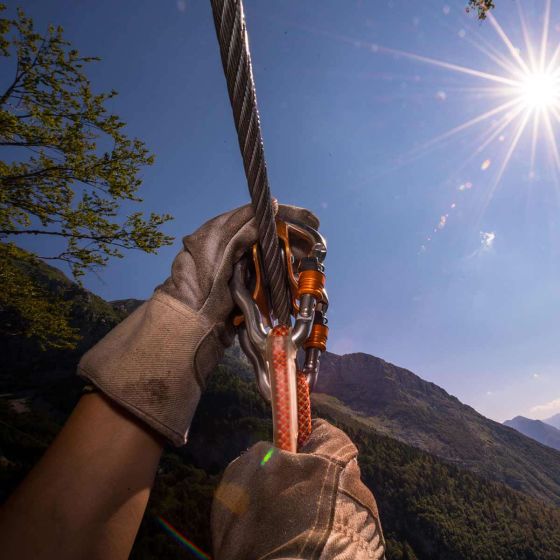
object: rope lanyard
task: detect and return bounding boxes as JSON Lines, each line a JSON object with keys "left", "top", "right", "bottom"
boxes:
{"left": 210, "top": 0, "right": 328, "bottom": 452}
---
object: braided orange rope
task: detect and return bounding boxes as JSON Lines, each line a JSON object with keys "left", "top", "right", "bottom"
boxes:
{"left": 268, "top": 326, "right": 297, "bottom": 452}
{"left": 296, "top": 371, "right": 312, "bottom": 448}
{"left": 268, "top": 326, "right": 313, "bottom": 452}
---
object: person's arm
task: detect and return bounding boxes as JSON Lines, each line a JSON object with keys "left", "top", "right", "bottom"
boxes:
{"left": 0, "top": 203, "right": 319, "bottom": 560}
{"left": 0, "top": 393, "right": 163, "bottom": 560}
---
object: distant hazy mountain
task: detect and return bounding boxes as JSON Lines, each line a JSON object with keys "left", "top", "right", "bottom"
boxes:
{"left": 503, "top": 416, "right": 560, "bottom": 452}
{"left": 314, "top": 352, "right": 560, "bottom": 507}
{"left": 545, "top": 413, "right": 560, "bottom": 430}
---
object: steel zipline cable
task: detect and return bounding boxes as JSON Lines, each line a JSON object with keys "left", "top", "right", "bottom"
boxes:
{"left": 210, "top": 0, "right": 292, "bottom": 326}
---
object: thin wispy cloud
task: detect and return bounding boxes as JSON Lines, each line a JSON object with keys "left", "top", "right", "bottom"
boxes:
{"left": 480, "top": 231, "right": 496, "bottom": 249}
{"left": 465, "top": 231, "right": 496, "bottom": 259}
{"left": 330, "top": 336, "right": 359, "bottom": 356}
{"left": 530, "top": 397, "right": 560, "bottom": 419}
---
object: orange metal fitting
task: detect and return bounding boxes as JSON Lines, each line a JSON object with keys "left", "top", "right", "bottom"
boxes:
{"left": 303, "top": 324, "right": 329, "bottom": 352}
{"left": 298, "top": 270, "right": 325, "bottom": 301}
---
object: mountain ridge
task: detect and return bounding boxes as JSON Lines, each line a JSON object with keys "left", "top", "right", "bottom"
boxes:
{"left": 315, "top": 351, "right": 560, "bottom": 506}
{"left": 3, "top": 253, "right": 560, "bottom": 506}
{"left": 545, "top": 412, "right": 560, "bottom": 430}
{"left": 503, "top": 415, "right": 560, "bottom": 451}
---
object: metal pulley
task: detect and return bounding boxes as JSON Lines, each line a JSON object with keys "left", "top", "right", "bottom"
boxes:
{"left": 230, "top": 218, "right": 329, "bottom": 400}
{"left": 230, "top": 218, "right": 329, "bottom": 450}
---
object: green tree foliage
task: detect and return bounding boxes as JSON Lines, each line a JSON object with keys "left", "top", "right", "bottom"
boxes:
{"left": 0, "top": 243, "right": 79, "bottom": 349}
{"left": 0, "top": 4, "right": 173, "bottom": 348}
{"left": 0, "top": 243, "right": 127, "bottom": 356}
{"left": 467, "top": 0, "right": 496, "bottom": 19}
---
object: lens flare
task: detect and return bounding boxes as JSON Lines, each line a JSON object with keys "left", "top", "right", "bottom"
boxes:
{"left": 409, "top": 1, "right": 560, "bottom": 188}
{"left": 281, "top": 1, "right": 560, "bottom": 251}
{"left": 156, "top": 517, "right": 211, "bottom": 559}
{"left": 349, "top": 0, "right": 560, "bottom": 194}
{"left": 260, "top": 447, "right": 275, "bottom": 466}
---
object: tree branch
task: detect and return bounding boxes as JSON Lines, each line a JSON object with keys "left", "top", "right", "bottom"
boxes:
{"left": 0, "top": 67, "right": 23, "bottom": 108}
{"left": 0, "top": 35, "right": 47, "bottom": 107}
{"left": 0, "top": 165, "right": 71, "bottom": 183}
{"left": 0, "top": 228, "right": 133, "bottom": 248}
{"left": 0, "top": 140, "right": 61, "bottom": 149}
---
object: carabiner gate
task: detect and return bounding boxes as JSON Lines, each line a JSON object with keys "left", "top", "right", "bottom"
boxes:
{"left": 230, "top": 218, "right": 329, "bottom": 402}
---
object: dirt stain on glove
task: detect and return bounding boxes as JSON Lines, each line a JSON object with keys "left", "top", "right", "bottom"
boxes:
{"left": 144, "top": 378, "right": 170, "bottom": 403}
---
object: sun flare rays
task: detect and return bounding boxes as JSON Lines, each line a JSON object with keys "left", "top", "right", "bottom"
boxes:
{"left": 281, "top": 1, "right": 560, "bottom": 250}
{"left": 398, "top": 1, "right": 560, "bottom": 186}
{"left": 365, "top": 1, "right": 560, "bottom": 252}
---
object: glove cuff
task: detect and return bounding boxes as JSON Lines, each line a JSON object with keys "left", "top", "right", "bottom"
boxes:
{"left": 77, "top": 292, "right": 214, "bottom": 446}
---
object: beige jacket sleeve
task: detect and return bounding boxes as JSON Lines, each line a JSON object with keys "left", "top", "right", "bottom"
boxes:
{"left": 211, "top": 419, "right": 386, "bottom": 559}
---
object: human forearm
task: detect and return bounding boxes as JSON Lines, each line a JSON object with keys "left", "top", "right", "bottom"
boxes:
{"left": 0, "top": 393, "right": 163, "bottom": 560}
{"left": 0, "top": 203, "right": 320, "bottom": 559}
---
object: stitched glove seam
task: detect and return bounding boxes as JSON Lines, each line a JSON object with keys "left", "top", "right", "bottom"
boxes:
{"left": 77, "top": 368, "right": 185, "bottom": 444}
{"left": 193, "top": 328, "right": 222, "bottom": 389}
{"left": 152, "top": 290, "right": 212, "bottom": 329}
{"left": 151, "top": 292, "right": 217, "bottom": 391}
{"left": 199, "top": 217, "right": 254, "bottom": 319}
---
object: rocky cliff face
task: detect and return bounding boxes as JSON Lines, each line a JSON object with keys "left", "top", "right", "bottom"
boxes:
{"left": 110, "top": 299, "right": 145, "bottom": 316}
{"left": 314, "top": 351, "right": 560, "bottom": 507}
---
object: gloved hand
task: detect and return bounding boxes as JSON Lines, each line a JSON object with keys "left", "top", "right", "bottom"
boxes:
{"left": 78, "top": 203, "right": 319, "bottom": 446}
{"left": 212, "top": 419, "right": 386, "bottom": 560}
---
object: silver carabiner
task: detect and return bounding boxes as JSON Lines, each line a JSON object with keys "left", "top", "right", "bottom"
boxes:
{"left": 229, "top": 220, "right": 329, "bottom": 402}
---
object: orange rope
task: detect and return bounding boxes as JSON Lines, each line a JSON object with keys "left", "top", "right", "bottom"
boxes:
{"left": 296, "top": 370, "right": 312, "bottom": 448}
{"left": 269, "top": 327, "right": 313, "bottom": 452}
{"left": 269, "top": 326, "right": 297, "bottom": 452}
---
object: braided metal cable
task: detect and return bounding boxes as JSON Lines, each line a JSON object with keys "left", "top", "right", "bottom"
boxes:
{"left": 210, "top": 0, "right": 291, "bottom": 325}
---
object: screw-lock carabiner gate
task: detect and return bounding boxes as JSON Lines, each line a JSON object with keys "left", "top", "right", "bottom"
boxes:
{"left": 230, "top": 219, "right": 329, "bottom": 451}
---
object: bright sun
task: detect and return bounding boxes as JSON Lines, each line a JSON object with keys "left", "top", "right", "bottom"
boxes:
{"left": 373, "top": 0, "right": 560, "bottom": 186}
{"left": 519, "top": 71, "right": 560, "bottom": 109}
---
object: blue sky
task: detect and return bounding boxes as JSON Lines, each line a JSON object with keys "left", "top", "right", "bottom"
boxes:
{"left": 5, "top": 0, "right": 560, "bottom": 423}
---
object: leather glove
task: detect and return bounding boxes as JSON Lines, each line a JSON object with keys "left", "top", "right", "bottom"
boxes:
{"left": 211, "top": 419, "right": 386, "bottom": 560}
{"left": 77, "top": 203, "right": 319, "bottom": 446}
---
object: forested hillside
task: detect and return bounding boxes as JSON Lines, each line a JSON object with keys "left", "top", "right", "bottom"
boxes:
{"left": 3, "top": 362, "right": 560, "bottom": 560}
{"left": 1, "top": 251, "right": 559, "bottom": 559}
